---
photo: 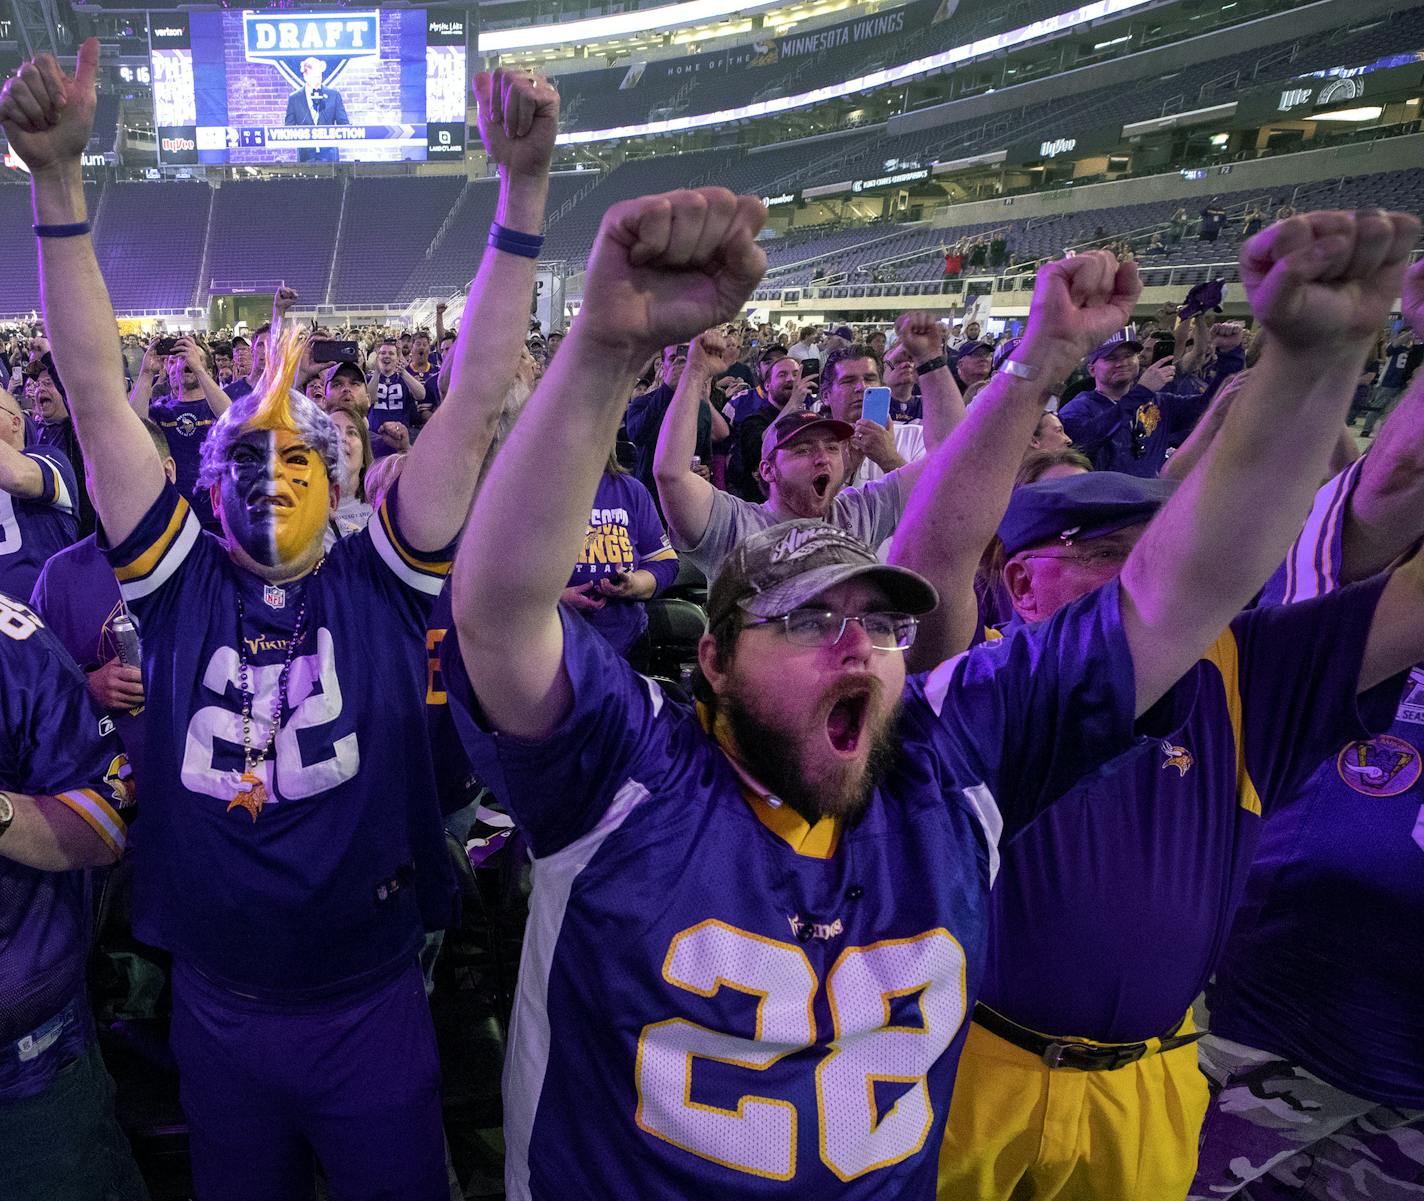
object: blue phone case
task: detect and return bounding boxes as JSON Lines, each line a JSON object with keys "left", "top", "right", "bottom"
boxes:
{"left": 862, "top": 386, "right": 892, "bottom": 427}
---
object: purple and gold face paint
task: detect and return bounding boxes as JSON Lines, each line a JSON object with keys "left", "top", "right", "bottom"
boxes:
{"left": 217, "top": 428, "right": 330, "bottom": 567}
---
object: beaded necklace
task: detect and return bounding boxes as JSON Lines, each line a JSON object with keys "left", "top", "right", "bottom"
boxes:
{"left": 227, "top": 561, "right": 323, "bottom": 822}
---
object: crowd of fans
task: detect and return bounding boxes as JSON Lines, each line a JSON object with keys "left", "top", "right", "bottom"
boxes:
{"left": 2, "top": 43, "right": 1423, "bottom": 1201}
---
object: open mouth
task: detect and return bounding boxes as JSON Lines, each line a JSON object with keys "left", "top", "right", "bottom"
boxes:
{"left": 826, "top": 687, "right": 870, "bottom": 756}
{"left": 812, "top": 472, "right": 832, "bottom": 500}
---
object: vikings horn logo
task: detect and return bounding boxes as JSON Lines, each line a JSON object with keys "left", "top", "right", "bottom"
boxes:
{"left": 1337, "top": 735, "right": 1423, "bottom": 798}
{"left": 104, "top": 753, "right": 135, "bottom": 809}
{"left": 1159, "top": 741, "right": 1193, "bottom": 777}
{"left": 1136, "top": 402, "right": 1162, "bottom": 438}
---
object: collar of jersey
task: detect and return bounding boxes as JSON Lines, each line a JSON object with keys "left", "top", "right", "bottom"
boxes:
{"left": 697, "top": 701, "right": 842, "bottom": 859}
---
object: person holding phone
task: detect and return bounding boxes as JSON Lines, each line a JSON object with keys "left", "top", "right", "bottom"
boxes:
{"left": 366, "top": 339, "right": 425, "bottom": 458}
{"left": 561, "top": 449, "right": 679, "bottom": 657}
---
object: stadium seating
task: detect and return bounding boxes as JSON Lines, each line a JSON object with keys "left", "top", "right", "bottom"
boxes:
{"left": 329, "top": 176, "right": 467, "bottom": 307}
{"left": 206, "top": 178, "right": 342, "bottom": 300}
{"left": 94, "top": 182, "right": 209, "bottom": 313}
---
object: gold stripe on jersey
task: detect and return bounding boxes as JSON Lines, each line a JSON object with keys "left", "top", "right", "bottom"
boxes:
{"left": 114, "top": 495, "right": 191, "bottom": 584}
{"left": 1202, "top": 627, "right": 1263, "bottom": 817}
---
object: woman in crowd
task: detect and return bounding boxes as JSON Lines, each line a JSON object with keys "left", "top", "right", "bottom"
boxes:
{"left": 327, "top": 400, "right": 374, "bottom": 542}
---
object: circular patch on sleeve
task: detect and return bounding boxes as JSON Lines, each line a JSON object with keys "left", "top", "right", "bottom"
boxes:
{"left": 1336, "top": 734, "right": 1423, "bottom": 798}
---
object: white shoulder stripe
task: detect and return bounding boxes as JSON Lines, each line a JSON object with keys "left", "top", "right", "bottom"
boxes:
{"left": 923, "top": 649, "right": 969, "bottom": 718}
{"left": 42, "top": 457, "right": 74, "bottom": 515}
{"left": 504, "top": 779, "right": 652, "bottom": 1201}
{"left": 368, "top": 512, "right": 444, "bottom": 596}
{"left": 117, "top": 507, "right": 201, "bottom": 601}
{"left": 961, "top": 783, "right": 1002, "bottom": 887}
{"left": 1281, "top": 459, "right": 1361, "bottom": 604}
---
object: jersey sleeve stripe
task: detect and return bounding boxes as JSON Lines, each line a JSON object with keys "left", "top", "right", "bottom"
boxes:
{"left": 369, "top": 503, "right": 450, "bottom": 595}
{"left": 116, "top": 503, "right": 201, "bottom": 601}
{"left": 54, "top": 787, "right": 127, "bottom": 854}
{"left": 1282, "top": 460, "right": 1361, "bottom": 605}
{"left": 1202, "top": 627, "right": 1263, "bottom": 817}
{"left": 45, "top": 457, "right": 74, "bottom": 515}
{"left": 642, "top": 548, "right": 678, "bottom": 563}
{"left": 374, "top": 500, "right": 453, "bottom": 573}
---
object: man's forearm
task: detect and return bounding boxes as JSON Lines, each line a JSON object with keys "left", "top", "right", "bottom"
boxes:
{"left": 917, "top": 361, "right": 964, "bottom": 450}
{"left": 127, "top": 368, "right": 154, "bottom": 417}
{"left": 196, "top": 369, "right": 231, "bottom": 416}
{"left": 399, "top": 172, "right": 547, "bottom": 550}
{"left": 1341, "top": 368, "right": 1424, "bottom": 581}
{"left": 32, "top": 164, "right": 162, "bottom": 543}
{"left": 0, "top": 442, "right": 42, "bottom": 498}
{"left": 889, "top": 337, "right": 1079, "bottom": 668}
{"left": 0, "top": 789, "right": 118, "bottom": 871}
{"left": 1124, "top": 342, "right": 1369, "bottom": 711}
{"left": 399, "top": 367, "right": 426, "bottom": 402}
{"left": 653, "top": 365, "right": 710, "bottom": 485}
{"left": 1159, "top": 369, "right": 1247, "bottom": 482}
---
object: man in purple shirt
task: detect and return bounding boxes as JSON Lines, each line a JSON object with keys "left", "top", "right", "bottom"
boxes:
{"left": 30, "top": 418, "right": 178, "bottom": 782}
{"left": 0, "top": 590, "right": 143, "bottom": 1201}
{"left": 0, "top": 369, "right": 77, "bottom": 599}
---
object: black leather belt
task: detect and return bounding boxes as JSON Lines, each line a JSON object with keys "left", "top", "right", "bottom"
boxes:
{"left": 972, "top": 1002, "right": 1203, "bottom": 1072}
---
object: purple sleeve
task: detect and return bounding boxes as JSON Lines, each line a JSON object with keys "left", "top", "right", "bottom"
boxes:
{"left": 439, "top": 606, "right": 680, "bottom": 857}
{"left": 1235, "top": 574, "right": 1404, "bottom": 809}
{"left": 913, "top": 577, "right": 1138, "bottom": 838}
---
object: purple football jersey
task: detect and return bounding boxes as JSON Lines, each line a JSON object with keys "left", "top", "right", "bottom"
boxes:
{"left": 1209, "top": 461, "right": 1424, "bottom": 1105}
{"left": 441, "top": 580, "right": 1141, "bottom": 1200}
{"left": 0, "top": 447, "right": 78, "bottom": 600}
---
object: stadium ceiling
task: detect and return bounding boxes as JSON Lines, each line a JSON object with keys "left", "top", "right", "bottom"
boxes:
{"left": 557, "top": 0, "right": 1159, "bottom": 144}
{"left": 478, "top": 0, "right": 789, "bottom": 51}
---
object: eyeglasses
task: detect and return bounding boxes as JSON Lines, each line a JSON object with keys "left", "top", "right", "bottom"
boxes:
{"left": 742, "top": 608, "right": 918, "bottom": 652}
{"left": 1018, "top": 542, "right": 1132, "bottom": 571}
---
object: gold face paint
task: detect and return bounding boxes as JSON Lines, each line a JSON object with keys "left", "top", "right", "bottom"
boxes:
{"left": 271, "top": 428, "right": 329, "bottom": 562}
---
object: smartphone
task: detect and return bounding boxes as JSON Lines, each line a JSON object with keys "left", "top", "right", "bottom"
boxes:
{"left": 153, "top": 337, "right": 179, "bottom": 357}
{"left": 312, "top": 339, "right": 360, "bottom": 365}
{"left": 861, "top": 386, "right": 892, "bottom": 427}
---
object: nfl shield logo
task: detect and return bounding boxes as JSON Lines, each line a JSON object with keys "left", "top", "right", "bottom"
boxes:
{"left": 263, "top": 584, "right": 286, "bottom": 610}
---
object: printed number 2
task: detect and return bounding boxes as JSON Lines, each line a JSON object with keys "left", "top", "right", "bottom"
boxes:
{"left": 181, "top": 626, "right": 359, "bottom": 802}
{"left": 635, "top": 920, "right": 966, "bottom": 1182}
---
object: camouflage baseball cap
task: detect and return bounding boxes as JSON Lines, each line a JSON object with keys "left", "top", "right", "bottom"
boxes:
{"left": 707, "top": 519, "right": 938, "bottom": 629}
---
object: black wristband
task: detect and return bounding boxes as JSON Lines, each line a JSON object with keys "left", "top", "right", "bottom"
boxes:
{"left": 33, "top": 220, "right": 92, "bottom": 238}
{"left": 915, "top": 355, "right": 948, "bottom": 376}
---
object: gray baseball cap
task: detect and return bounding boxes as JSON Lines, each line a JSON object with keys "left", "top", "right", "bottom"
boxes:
{"left": 706, "top": 520, "right": 938, "bottom": 629}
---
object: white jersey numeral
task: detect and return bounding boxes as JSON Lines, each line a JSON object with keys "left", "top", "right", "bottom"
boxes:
{"left": 0, "top": 491, "right": 22, "bottom": 559}
{"left": 635, "top": 921, "right": 966, "bottom": 1182}
{"left": 181, "top": 626, "right": 360, "bottom": 803}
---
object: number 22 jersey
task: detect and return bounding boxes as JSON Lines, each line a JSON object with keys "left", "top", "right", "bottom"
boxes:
{"left": 102, "top": 479, "right": 456, "bottom": 999}
{"left": 441, "top": 579, "right": 1140, "bottom": 1200}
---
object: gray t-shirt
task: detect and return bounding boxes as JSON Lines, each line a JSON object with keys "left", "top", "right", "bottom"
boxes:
{"left": 674, "top": 472, "right": 907, "bottom": 579}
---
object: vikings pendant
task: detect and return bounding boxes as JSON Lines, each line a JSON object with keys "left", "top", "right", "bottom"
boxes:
{"left": 227, "top": 773, "right": 269, "bottom": 822}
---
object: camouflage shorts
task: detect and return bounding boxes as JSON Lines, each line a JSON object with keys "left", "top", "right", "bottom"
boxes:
{"left": 1189, "top": 1035, "right": 1424, "bottom": 1200}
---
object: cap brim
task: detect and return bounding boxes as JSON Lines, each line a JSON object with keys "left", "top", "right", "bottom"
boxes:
{"left": 765, "top": 417, "right": 854, "bottom": 460}
{"left": 739, "top": 560, "right": 939, "bottom": 621}
{"left": 1089, "top": 340, "right": 1143, "bottom": 362}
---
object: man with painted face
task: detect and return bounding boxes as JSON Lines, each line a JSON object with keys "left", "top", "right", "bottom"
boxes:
{"left": 3, "top": 44, "right": 559, "bottom": 1201}
{"left": 130, "top": 334, "right": 230, "bottom": 532}
{"left": 0, "top": 359, "right": 77, "bottom": 597}
{"left": 654, "top": 329, "right": 937, "bottom": 580}
{"left": 437, "top": 191, "right": 1415, "bottom": 1201}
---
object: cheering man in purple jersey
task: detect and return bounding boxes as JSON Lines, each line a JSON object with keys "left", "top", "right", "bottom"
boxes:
{"left": 0, "top": 592, "right": 142, "bottom": 1201}
{"left": 1192, "top": 257, "right": 1424, "bottom": 1201}
{"left": 440, "top": 189, "right": 1409, "bottom": 1201}
{"left": 885, "top": 210, "right": 1424, "bottom": 1200}
{"left": 2, "top": 42, "right": 558, "bottom": 1201}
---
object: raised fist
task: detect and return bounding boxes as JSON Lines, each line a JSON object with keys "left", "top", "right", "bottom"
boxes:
{"left": 274, "top": 286, "right": 299, "bottom": 316}
{"left": 1241, "top": 210, "right": 1419, "bottom": 351}
{"left": 0, "top": 39, "right": 98, "bottom": 174}
{"left": 1022, "top": 250, "right": 1141, "bottom": 367}
{"left": 688, "top": 328, "right": 738, "bottom": 377}
{"left": 894, "top": 310, "right": 942, "bottom": 363}
{"left": 579, "top": 189, "right": 767, "bottom": 355}
{"left": 474, "top": 68, "right": 558, "bottom": 181}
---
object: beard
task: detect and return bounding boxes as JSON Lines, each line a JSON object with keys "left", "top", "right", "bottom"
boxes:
{"left": 721, "top": 675, "right": 901, "bottom": 826}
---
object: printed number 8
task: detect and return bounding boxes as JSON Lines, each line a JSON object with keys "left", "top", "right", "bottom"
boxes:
{"left": 635, "top": 920, "right": 965, "bottom": 1182}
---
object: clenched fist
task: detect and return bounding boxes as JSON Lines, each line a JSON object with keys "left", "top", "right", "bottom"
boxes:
{"left": 579, "top": 189, "right": 767, "bottom": 355}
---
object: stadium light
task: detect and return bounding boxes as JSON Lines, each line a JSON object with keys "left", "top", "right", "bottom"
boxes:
{"left": 556, "top": 0, "right": 1158, "bottom": 144}
{"left": 479, "top": 0, "right": 784, "bottom": 51}
{"left": 1309, "top": 106, "right": 1384, "bottom": 121}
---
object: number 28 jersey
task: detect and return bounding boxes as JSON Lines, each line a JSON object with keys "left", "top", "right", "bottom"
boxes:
{"left": 441, "top": 580, "right": 1139, "bottom": 1200}
{"left": 103, "top": 479, "right": 456, "bottom": 999}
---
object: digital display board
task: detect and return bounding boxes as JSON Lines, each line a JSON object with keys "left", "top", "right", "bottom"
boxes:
{"left": 150, "top": 8, "right": 467, "bottom": 165}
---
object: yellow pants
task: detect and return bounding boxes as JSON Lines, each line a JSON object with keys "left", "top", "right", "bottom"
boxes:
{"left": 938, "top": 1015, "right": 1210, "bottom": 1201}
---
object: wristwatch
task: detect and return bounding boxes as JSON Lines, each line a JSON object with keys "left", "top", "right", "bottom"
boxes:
{"left": 0, "top": 791, "right": 14, "bottom": 841}
{"left": 915, "top": 355, "right": 948, "bottom": 376}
